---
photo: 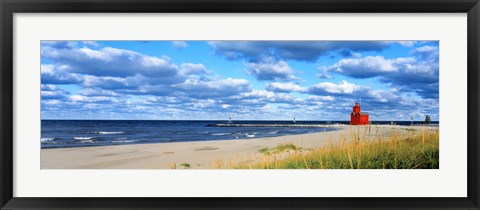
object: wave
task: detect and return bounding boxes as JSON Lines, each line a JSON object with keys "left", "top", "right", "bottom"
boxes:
{"left": 41, "top": 138, "right": 55, "bottom": 143}
{"left": 96, "top": 131, "right": 124, "bottom": 135}
{"left": 78, "top": 140, "right": 94, "bottom": 143}
{"left": 211, "top": 133, "right": 231, "bottom": 136}
{"left": 74, "top": 137, "right": 94, "bottom": 140}
{"left": 111, "top": 140, "right": 137, "bottom": 143}
{"left": 244, "top": 134, "right": 255, "bottom": 138}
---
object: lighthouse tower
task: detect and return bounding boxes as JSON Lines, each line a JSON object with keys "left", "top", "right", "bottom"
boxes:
{"left": 350, "top": 102, "right": 369, "bottom": 125}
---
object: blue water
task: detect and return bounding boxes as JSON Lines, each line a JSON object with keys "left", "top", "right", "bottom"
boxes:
{"left": 40, "top": 120, "right": 438, "bottom": 149}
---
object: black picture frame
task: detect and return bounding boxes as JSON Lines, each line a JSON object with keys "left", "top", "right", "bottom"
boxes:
{"left": 1, "top": 0, "right": 479, "bottom": 209}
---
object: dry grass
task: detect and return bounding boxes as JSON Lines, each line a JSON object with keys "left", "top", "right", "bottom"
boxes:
{"left": 222, "top": 126, "right": 439, "bottom": 169}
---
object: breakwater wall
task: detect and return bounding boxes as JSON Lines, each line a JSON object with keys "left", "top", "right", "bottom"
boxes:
{"left": 206, "top": 123, "right": 347, "bottom": 128}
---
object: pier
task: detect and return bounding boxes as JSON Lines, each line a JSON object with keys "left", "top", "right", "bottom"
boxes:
{"left": 206, "top": 123, "right": 347, "bottom": 128}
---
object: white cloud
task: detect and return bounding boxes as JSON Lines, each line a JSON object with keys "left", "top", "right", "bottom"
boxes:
{"left": 327, "top": 56, "right": 398, "bottom": 78}
{"left": 82, "top": 75, "right": 127, "bottom": 89}
{"left": 320, "top": 47, "right": 438, "bottom": 99}
{"left": 236, "top": 90, "right": 299, "bottom": 104}
{"left": 82, "top": 41, "right": 99, "bottom": 47}
{"left": 262, "top": 105, "right": 272, "bottom": 110}
{"left": 41, "top": 64, "right": 83, "bottom": 84}
{"left": 173, "top": 77, "right": 251, "bottom": 98}
{"left": 310, "top": 80, "right": 360, "bottom": 94}
{"left": 179, "top": 63, "right": 209, "bottom": 75}
{"left": 266, "top": 82, "right": 307, "bottom": 93}
{"left": 41, "top": 41, "right": 77, "bottom": 49}
{"left": 172, "top": 41, "right": 188, "bottom": 49}
{"left": 245, "top": 58, "right": 297, "bottom": 81}
{"left": 209, "top": 41, "right": 394, "bottom": 62}
{"left": 180, "top": 78, "right": 250, "bottom": 90}
{"left": 69, "top": 95, "right": 112, "bottom": 103}
{"left": 240, "top": 89, "right": 275, "bottom": 98}
{"left": 78, "top": 88, "right": 119, "bottom": 97}
{"left": 41, "top": 84, "right": 69, "bottom": 99}
{"left": 409, "top": 45, "right": 439, "bottom": 61}
{"left": 412, "top": 45, "right": 436, "bottom": 53}
{"left": 43, "top": 46, "right": 180, "bottom": 79}
{"left": 307, "top": 95, "right": 335, "bottom": 102}
{"left": 323, "top": 50, "right": 437, "bottom": 79}
{"left": 396, "top": 41, "right": 416, "bottom": 47}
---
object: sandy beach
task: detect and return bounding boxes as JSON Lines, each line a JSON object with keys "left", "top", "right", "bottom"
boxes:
{"left": 41, "top": 125, "right": 434, "bottom": 169}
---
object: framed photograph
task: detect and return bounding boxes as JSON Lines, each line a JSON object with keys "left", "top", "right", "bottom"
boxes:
{"left": 1, "top": 0, "right": 479, "bottom": 209}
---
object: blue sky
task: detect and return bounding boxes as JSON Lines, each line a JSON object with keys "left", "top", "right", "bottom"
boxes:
{"left": 41, "top": 41, "right": 439, "bottom": 121}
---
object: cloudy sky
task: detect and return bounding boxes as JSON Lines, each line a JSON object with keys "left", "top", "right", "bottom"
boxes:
{"left": 41, "top": 41, "right": 439, "bottom": 121}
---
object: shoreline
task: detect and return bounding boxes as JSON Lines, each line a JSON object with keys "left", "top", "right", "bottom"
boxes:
{"left": 41, "top": 126, "right": 342, "bottom": 150}
{"left": 41, "top": 125, "right": 434, "bottom": 169}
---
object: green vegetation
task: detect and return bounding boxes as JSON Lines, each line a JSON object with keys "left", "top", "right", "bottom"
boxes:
{"left": 258, "top": 144, "right": 300, "bottom": 155}
{"left": 228, "top": 128, "right": 439, "bottom": 169}
{"left": 180, "top": 163, "right": 191, "bottom": 169}
{"left": 258, "top": 147, "right": 270, "bottom": 154}
{"left": 425, "top": 115, "right": 431, "bottom": 124}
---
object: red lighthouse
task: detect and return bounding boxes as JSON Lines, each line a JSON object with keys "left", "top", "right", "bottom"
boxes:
{"left": 350, "top": 102, "right": 369, "bottom": 125}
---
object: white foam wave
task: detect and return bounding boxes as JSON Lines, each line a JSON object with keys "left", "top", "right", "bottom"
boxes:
{"left": 41, "top": 138, "right": 54, "bottom": 143}
{"left": 74, "top": 137, "right": 94, "bottom": 140}
{"left": 97, "top": 131, "right": 124, "bottom": 135}
{"left": 212, "top": 133, "right": 230, "bottom": 136}
{"left": 244, "top": 134, "right": 255, "bottom": 138}
{"left": 111, "top": 140, "right": 136, "bottom": 143}
{"left": 79, "top": 140, "right": 94, "bottom": 143}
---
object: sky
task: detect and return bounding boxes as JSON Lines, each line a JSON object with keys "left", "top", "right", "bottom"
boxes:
{"left": 40, "top": 41, "right": 439, "bottom": 121}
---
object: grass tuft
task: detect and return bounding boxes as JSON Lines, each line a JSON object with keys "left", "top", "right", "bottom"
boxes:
{"left": 258, "top": 144, "right": 300, "bottom": 155}
{"left": 180, "top": 163, "right": 191, "bottom": 169}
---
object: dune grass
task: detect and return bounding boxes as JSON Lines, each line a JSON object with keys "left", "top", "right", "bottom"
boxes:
{"left": 258, "top": 144, "right": 301, "bottom": 155}
{"left": 180, "top": 163, "right": 191, "bottom": 169}
{"left": 225, "top": 127, "right": 439, "bottom": 169}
